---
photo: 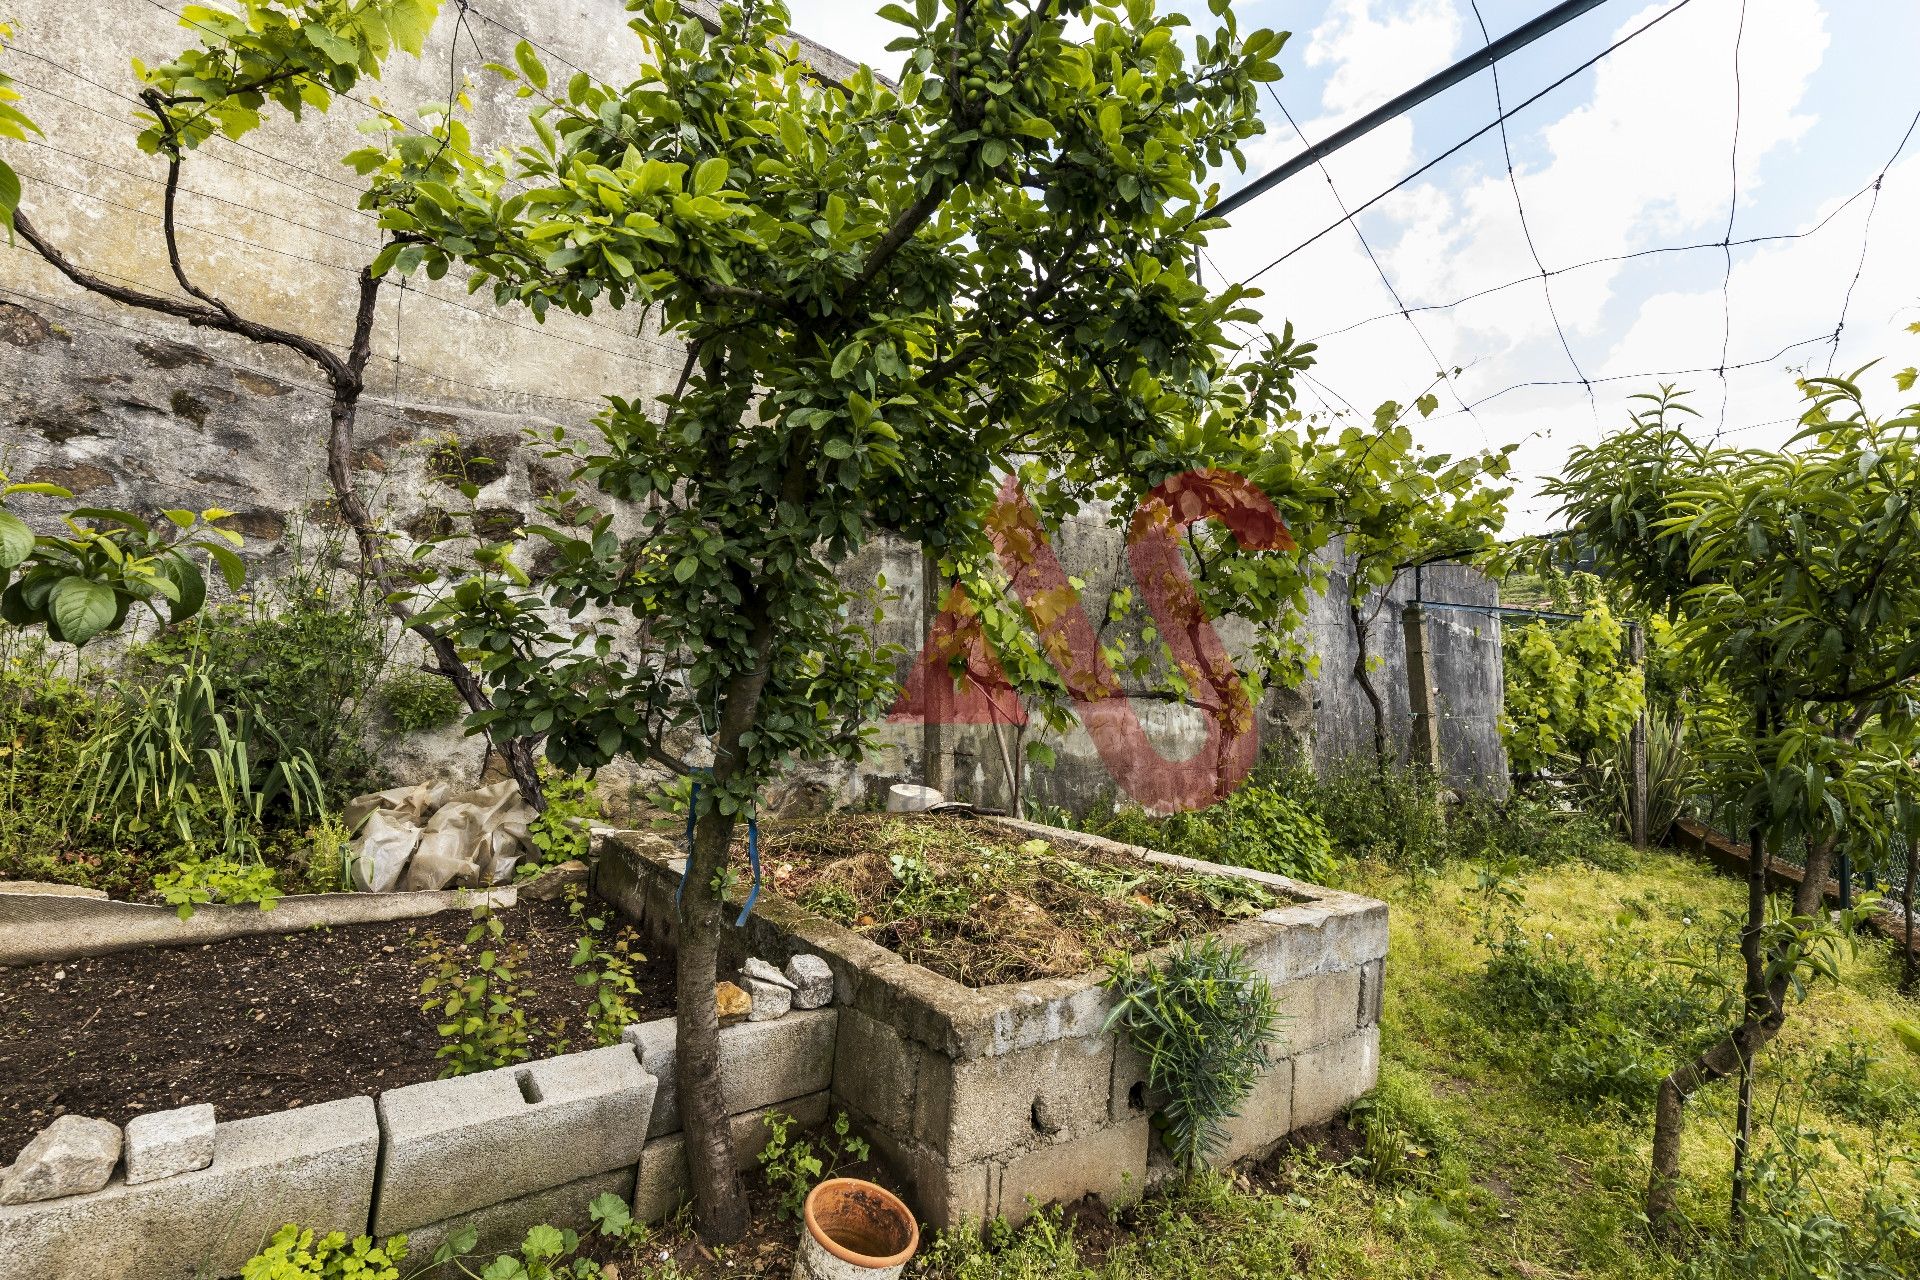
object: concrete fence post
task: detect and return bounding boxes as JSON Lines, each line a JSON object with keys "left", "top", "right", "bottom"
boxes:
{"left": 1401, "top": 602, "right": 1443, "bottom": 777}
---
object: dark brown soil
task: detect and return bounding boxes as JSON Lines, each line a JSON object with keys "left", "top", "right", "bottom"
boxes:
{"left": 0, "top": 896, "right": 674, "bottom": 1160}
{"left": 762, "top": 812, "right": 1278, "bottom": 987}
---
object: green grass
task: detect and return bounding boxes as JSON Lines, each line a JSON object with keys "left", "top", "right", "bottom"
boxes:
{"left": 907, "top": 848, "right": 1920, "bottom": 1280}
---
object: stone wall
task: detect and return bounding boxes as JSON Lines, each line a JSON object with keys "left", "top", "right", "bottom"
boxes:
{"left": 0, "top": 0, "right": 1509, "bottom": 810}
{"left": 0, "top": 1013, "right": 837, "bottom": 1278}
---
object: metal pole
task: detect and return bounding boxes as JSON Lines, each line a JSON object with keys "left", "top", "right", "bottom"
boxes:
{"left": 1629, "top": 621, "right": 1649, "bottom": 848}
{"left": 1206, "top": 0, "right": 1617, "bottom": 220}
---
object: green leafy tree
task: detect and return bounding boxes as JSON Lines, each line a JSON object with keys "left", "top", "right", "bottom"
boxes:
{"left": 4, "top": 0, "right": 545, "bottom": 804}
{"left": 1500, "top": 599, "right": 1645, "bottom": 776}
{"left": 395, "top": 0, "right": 1286, "bottom": 1239}
{"left": 1545, "top": 374, "right": 1920, "bottom": 1233}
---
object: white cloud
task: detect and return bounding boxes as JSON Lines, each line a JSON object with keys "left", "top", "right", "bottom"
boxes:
{"left": 1305, "top": 0, "right": 1462, "bottom": 127}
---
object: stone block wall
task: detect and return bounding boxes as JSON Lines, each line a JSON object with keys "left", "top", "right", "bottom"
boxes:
{"left": 594, "top": 817, "right": 1388, "bottom": 1231}
{"left": 0, "top": 1016, "right": 832, "bottom": 1280}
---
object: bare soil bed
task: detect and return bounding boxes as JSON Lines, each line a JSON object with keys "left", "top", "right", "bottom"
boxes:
{"left": 762, "top": 812, "right": 1279, "bottom": 986}
{"left": 0, "top": 896, "right": 674, "bottom": 1159}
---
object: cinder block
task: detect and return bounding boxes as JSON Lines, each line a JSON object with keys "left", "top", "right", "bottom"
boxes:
{"left": 937, "top": 1035, "right": 1114, "bottom": 1164}
{"left": 626, "top": 1009, "right": 836, "bottom": 1140}
{"left": 403, "top": 1168, "right": 634, "bottom": 1272}
{"left": 374, "top": 1044, "right": 657, "bottom": 1235}
{"left": 1216, "top": 1057, "right": 1294, "bottom": 1166}
{"left": 988, "top": 1116, "right": 1149, "bottom": 1226}
{"left": 1272, "top": 967, "right": 1364, "bottom": 1052}
{"left": 0, "top": 1096, "right": 377, "bottom": 1280}
{"left": 854, "top": 1120, "right": 992, "bottom": 1231}
{"left": 1235, "top": 899, "right": 1389, "bottom": 987}
{"left": 979, "top": 978, "right": 1113, "bottom": 1059}
{"left": 1359, "top": 958, "right": 1385, "bottom": 1027}
{"left": 631, "top": 1092, "right": 830, "bottom": 1223}
{"left": 1290, "top": 1025, "right": 1381, "bottom": 1129}
{"left": 834, "top": 1007, "right": 925, "bottom": 1138}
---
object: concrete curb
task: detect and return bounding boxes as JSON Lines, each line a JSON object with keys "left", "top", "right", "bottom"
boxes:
{"left": 0, "top": 884, "right": 517, "bottom": 966}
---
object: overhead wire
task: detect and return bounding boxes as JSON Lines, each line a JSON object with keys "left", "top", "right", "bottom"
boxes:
{"left": 1468, "top": 0, "right": 1594, "bottom": 427}
{"left": 1264, "top": 83, "right": 1489, "bottom": 445}
{"left": 1714, "top": 0, "right": 1748, "bottom": 439}
{"left": 1233, "top": 0, "right": 1702, "bottom": 290}
{"left": 1825, "top": 104, "right": 1920, "bottom": 375}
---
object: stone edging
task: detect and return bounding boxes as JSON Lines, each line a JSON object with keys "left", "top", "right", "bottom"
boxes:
{"left": 0, "top": 883, "right": 519, "bottom": 967}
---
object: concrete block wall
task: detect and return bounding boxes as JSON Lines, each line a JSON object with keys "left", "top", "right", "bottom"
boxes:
{"left": 596, "top": 815, "right": 1389, "bottom": 1231}
{"left": 0, "top": 1014, "right": 842, "bottom": 1278}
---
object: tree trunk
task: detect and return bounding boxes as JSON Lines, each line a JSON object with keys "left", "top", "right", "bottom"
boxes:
{"left": 1646, "top": 822, "right": 1837, "bottom": 1234}
{"left": 324, "top": 270, "right": 544, "bottom": 808}
{"left": 1349, "top": 600, "right": 1389, "bottom": 761}
{"left": 672, "top": 597, "right": 779, "bottom": 1244}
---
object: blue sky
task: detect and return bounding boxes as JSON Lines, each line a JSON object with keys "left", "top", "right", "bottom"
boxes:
{"left": 785, "top": 0, "right": 1920, "bottom": 531}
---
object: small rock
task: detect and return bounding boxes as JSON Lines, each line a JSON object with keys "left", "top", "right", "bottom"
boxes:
{"left": 784, "top": 954, "right": 834, "bottom": 1009}
{"left": 123, "top": 1103, "right": 214, "bottom": 1184}
{"left": 715, "top": 981, "right": 752, "bottom": 1022}
{"left": 0, "top": 1114, "right": 121, "bottom": 1204}
{"left": 743, "top": 957, "right": 797, "bottom": 991}
{"left": 521, "top": 859, "right": 589, "bottom": 901}
{"left": 743, "top": 976, "right": 792, "bottom": 1022}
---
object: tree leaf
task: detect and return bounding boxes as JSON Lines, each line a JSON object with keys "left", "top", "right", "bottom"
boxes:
{"left": 693, "top": 156, "right": 730, "bottom": 197}
{"left": 513, "top": 40, "right": 549, "bottom": 91}
{"left": 48, "top": 575, "right": 116, "bottom": 646}
{"left": 0, "top": 509, "right": 31, "bottom": 569}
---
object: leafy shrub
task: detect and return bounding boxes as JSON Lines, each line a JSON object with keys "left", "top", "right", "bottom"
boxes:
{"left": 1085, "top": 778, "right": 1335, "bottom": 883}
{"left": 288, "top": 814, "right": 354, "bottom": 895}
{"left": 526, "top": 767, "right": 599, "bottom": 869}
{"left": 152, "top": 856, "right": 283, "bottom": 920}
{"left": 757, "top": 1109, "right": 871, "bottom": 1221}
{"left": 239, "top": 1224, "right": 406, "bottom": 1280}
{"left": 135, "top": 528, "right": 386, "bottom": 796}
{"left": 378, "top": 668, "right": 465, "bottom": 733}
{"left": 81, "top": 656, "right": 329, "bottom": 860}
{"left": 1104, "top": 939, "right": 1282, "bottom": 1171}
{"left": 0, "top": 636, "right": 105, "bottom": 885}
{"left": 565, "top": 886, "right": 644, "bottom": 1049}
{"left": 1452, "top": 788, "right": 1620, "bottom": 870}
{"left": 1312, "top": 754, "right": 1451, "bottom": 870}
{"left": 419, "top": 907, "right": 538, "bottom": 1076}
{"left": 1500, "top": 602, "right": 1644, "bottom": 776}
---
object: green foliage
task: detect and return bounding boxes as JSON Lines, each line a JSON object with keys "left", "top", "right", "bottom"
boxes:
{"left": 1313, "top": 754, "right": 1452, "bottom": 870}
{"left": 1085, "top": 776, "right": 1334, "bottom": 883}
{"left": 290, "top": 813, "right": 355, "bottom": 895}
{"left": 565, "top": 885, "right": 643, "bottom": 1048}
{"left": 138, "top": 553, "right": 388, "bottom": 802}
{"left": 377, "top": 667, "right": 466, "bottom": 733}
{"left": 0, "top": 22, "right": 39, "bottom": 226}
{"left": 526, "top": 768, "right": 599, "bottom": 868}
{"left": 1345, "top": 1063, "right": 1458, "bottom": 1189}
{"left": 431, "top": 1221, "right": 599, "bottom": 1280}
{"left": 81, "top": 656, "right": 329, "bottom": 861}
{"left": 0, "top": 636, "right": 102, "bottom": 883}
{"left": 756, "top": 1109, "right": 871, "bottom": 1222}
{"left": 153, "top": 855, "right": 283, "bottom": 919}
{"left": 239, "top": 1224, "right": 407, "bottom": 1280}
{"left": 131, "top": 0, "right": 443, "bottom": 155}
{"left": 419, "top": 907, "right": 537, "bottom": 1076}
{"left": 1103, "top": 939, "right": 1281, "bottom": 1171}
{"left": 1499, "top": 601, "right": 1644, "bottom": 776}
{"left": 0, "top": 473, "right": 244, "bottom": 646}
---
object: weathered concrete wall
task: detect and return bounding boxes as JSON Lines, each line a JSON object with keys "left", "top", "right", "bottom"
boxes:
{"left": 1, "top": 0, "right": 1507, "bottom": 809}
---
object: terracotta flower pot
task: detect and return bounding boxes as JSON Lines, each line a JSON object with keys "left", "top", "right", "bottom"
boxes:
{"left": 793, "top": 1178, "right": 920, "bottom": 1280}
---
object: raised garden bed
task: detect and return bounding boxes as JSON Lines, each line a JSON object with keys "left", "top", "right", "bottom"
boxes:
{"left": 767, "top": 813, "right": 1280, "bottom": 986}
{"left": 0, "top": 895, "right": 673, "bottom": 1158}
{"left": 596, "top": 812, "right": 1389, "bottom": 1231}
